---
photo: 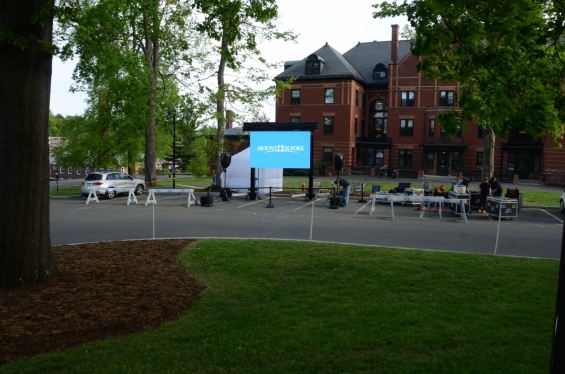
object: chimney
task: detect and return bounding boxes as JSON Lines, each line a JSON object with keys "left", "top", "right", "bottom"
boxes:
{"left": 225, "top": 110, "right": 233, "bottom": 129}
{"left": 391, "top": 24, "right": 399, "bottom": 65}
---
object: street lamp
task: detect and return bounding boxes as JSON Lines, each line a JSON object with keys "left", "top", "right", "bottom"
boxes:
{"left": 167, "top": 111, "right": 176, "bottom": 189}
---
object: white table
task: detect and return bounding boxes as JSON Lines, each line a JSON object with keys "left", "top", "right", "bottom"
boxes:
{"left": 369, "top": 194, "right": 470, "bottom": 222}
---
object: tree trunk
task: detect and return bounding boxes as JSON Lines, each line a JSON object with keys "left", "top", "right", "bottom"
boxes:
{"left": 483, "top": 127, "right": 496, "bottom": 179}
{"left": 0, "top": 0, "right": 59, "bottom": 288}
{"left": 142, "top": 5, "right": 158, "bottom": 187}
{"left": 215, "top": 32, "right": 228, "bottom": 189}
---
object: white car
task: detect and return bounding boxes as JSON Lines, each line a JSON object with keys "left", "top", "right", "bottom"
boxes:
{"left": 81, "top": 171, "right": 145, "bottom": 199}
{"left": 561, "top": 190, "right": 565, "bottom": 212}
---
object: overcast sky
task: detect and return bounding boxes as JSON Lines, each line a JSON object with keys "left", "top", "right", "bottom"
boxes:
{"left": 49, "top": 0, "right": 408, "bottom": 119}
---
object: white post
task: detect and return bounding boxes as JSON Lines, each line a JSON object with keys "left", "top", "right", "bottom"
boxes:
{"left": 309, "top": 197, "right": 315, "bottom": 240}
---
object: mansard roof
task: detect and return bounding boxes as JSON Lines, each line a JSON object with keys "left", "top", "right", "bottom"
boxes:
{"left": 343, "top": 40, "right": 412, "bottom": 84}
{"left": 274, "top": 39, "right": 412, "bottom": 85}
{"left": 275, "top": 43, "right": 365, "bottom": 82}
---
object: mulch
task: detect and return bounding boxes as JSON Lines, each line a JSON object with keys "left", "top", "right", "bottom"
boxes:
{"left": 0, "top": 239, "right": 205, "bottom": 365}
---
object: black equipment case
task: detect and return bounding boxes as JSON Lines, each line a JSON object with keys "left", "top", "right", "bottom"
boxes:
{"left": 329, "top": 196, "right": 343, "bottom": 209}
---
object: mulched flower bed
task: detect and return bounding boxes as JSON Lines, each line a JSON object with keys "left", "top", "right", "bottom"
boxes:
{"left": 0, "top": 239, "right": 205, "bottom": 365}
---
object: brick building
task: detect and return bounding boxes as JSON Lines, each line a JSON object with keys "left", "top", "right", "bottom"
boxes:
{"left": 274, "top": 24, "right": 565, "bottom": 184}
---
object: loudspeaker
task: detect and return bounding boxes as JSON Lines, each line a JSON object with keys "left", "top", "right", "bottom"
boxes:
{"left": 334, "top": 154, "right": 344, "bottom": 171}
{"left": 200, "top": 196, "right": 213, "bottom": 207}
{"left": 329, "top": 196, "right": 343, "bottom": 209}
{"left": 220, "top": 152, "right": 231, "bottom": 169}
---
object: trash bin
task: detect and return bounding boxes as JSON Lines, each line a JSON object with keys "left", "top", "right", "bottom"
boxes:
{"left": 372, "top": 185, "right": 381, "bottom": 193}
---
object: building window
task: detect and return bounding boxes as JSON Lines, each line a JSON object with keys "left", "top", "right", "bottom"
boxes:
{"left": 429, "top": 119, "right": 435, "bottom": 137}
{"left": 306, "top": 61, "right": 320, "bottom": 74}
{"left": 290, "top": 116, "right": 300, "bottom": 122}
{"left": 323, "top": 116, "right": 334, "bottom": 134}
{"left": 59, "top": 166, "right": 63, "bottom": 173}
{"left": 373, "top": 63, "right": 388, "bottom": 80}
{"left": 355, "top": 90, "right": 359, "bottom": 106}
{"left": 305, "top": 53, "right": 325, "bottom": 75}
{"left": 86, "top": 167, "right": 90, "bottom": 174}
{"left": 533, "top": 154, "right": 541, "bottom": 173}
{"left": 476, "top": 152, "right": 483, "bottom": 170}
{"left": 507, "top": 153, "right": 516, "bottom": 172}
{"left": 401, "top": 91, "right": 415, "bottom": 107}
{"left": 399, "top": 150, "right": 412, "bottom": 167}
{"left": 77, "top": 168, "right": 81, "bottom": 175}
{"left": 354, "top": 118, "right": 358, "bottom": 136}
{"left": 452, "top": 151, "right": 463, "bottom": 170}
{"left": 324, "top": 88, "right": 335, "bottom": 104}
{"left": 456, "top": 120, "right": 462, "bottom": 138}
{"left": 426, "top": 152, "right": 434, "bottom": 169}
{"left": 400, "top": 119, "right": 414, "bottom": 137}
{"left": 323, "top": 147, "right": 333, "bottom": 165}
{"left": 369, "top": 100, "right": 388, "bottom": 138}
{"left": 67, "top": 166, "right": 72, "bottom": 174}
{"left": 439, "top": 91, "right": 454, "bottom": 106}
{"left": 478, "top": 125, "right": 484, "bottom": 139}
{"left": 357, "top": 147, "right": 384, "bottom": 166}
{"left": 291, "top": 90, "right": 300, "bottom": 105}
{"left": 440, "top": 126, "right": 445, "bottom": 138}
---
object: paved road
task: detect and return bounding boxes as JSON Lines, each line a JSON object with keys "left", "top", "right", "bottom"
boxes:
{"left": 51, "top": 189, "right": 565, "bottom": 260}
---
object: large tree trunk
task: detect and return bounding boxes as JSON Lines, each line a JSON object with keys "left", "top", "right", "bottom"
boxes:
{"left": 0, "top": 0, "right": 59, "bottom": 288}
{"left": 215, "top": 32, "right": 228, "bottom": 189}
{"left": 483, "top": 127, "right": 496, "bottom": 180}
{"left": 142, "top": 5, "right": 158, "bottom": 187}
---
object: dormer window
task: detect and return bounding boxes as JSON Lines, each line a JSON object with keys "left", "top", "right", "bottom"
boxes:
{"left": 373, "top": 63, "right": 388, "bottom": 81}
{"left": 305, "top": 54, "right": 325, "bottom": 75}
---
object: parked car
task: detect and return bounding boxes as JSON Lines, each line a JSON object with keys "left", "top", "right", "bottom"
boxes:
{"left": 81, "top": 171, "right": 145, "bottom": 199}
{"left": 561, "top": 190, "right": 565, "bottom": 212}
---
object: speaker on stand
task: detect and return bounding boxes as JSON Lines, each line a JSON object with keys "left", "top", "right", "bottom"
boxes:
{"left": 218, "top": 152, "right": 232, "bottom": 202}
{"left": 330, "top": 154, "right": 344, "bottom": 209}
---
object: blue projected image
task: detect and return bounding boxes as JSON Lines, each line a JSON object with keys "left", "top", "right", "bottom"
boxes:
{"left": 250, "top": 131, "right": 311, "bottom": 168}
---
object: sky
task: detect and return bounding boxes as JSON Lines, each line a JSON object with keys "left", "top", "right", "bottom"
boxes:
{"left": 49, "top": 0, "right": 408, "bottom": 120}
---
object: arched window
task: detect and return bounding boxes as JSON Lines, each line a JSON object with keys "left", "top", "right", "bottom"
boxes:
{"left": 369, "top": 100, "right": 388, "bottom": 138}
{"left": 305, "top": 54, "right": 325, "bottom": 75}
{"left": 373, "top": 63, "right": 388, "bottom": 80}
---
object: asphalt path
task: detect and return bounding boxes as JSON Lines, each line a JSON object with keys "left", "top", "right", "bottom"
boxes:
{"left": 50, "top": 191, "right": 565, "bottom": 260}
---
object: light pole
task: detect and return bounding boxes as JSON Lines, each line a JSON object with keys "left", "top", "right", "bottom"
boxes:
{"left": 167, "top": 111, "right": 176, "bottom": 189}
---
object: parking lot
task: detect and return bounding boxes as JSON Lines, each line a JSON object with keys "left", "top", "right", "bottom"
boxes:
{"left": 50, "top": 190, "right": 565, "bottom": 259}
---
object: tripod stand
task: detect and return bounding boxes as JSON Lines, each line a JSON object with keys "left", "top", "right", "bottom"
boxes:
{"left": 214, "top": 168, "right": 232, "bottom": 203}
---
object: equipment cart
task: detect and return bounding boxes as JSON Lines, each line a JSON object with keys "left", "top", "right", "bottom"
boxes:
{"left": 486, "top": 197, "right": 518, "bottom": 220}
{"left": 447, "top": 191, "right": 471, "bottom": 215}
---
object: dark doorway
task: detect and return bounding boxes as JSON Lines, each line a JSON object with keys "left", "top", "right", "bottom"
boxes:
{"left": 437, "top": 151, "right": 449, "bottom": 176}
{"left": 518, "top": 153, "right": 530, "bottom": 179}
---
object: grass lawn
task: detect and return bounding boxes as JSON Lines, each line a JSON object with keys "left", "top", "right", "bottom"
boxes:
{"left": 2, "top": 240, "right": 557, "bottom": 373}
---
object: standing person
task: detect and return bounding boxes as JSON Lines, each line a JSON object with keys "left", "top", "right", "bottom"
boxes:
{"left": 335, "top": 177, "right": 351, "bottom": 207}
{"left": 212, "top": 170, "right": 217, "bottom": 188}
{"left": 460, "top": 176, "right": 472, "bottom": 193}
{"left": 478, "top": 177, "right": 491, "bottom": 213}
{"left": 489, "top": 176, "right": 502, "bottom": 197}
